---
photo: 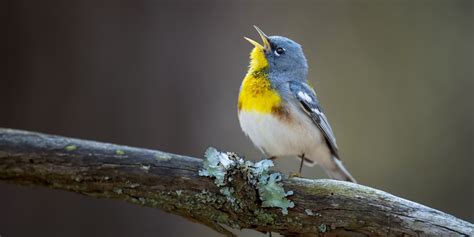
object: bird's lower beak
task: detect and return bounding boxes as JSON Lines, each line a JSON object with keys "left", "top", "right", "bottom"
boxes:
{"left": 244, "top": 26, "right": 271, "bottom": 52}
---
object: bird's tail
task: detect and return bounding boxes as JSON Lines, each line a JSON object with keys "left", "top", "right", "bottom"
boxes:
{"left": 324, "top": 157, "right": 357, "bottom": 183}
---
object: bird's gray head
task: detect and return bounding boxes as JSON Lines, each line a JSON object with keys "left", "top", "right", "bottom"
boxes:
{"left": 245, "top": 26, "right": 308, "bottom": 82}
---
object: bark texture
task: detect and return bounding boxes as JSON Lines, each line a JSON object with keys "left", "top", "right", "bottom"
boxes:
{"left": 0, "top": 128, "right": 472, "bottom": 236}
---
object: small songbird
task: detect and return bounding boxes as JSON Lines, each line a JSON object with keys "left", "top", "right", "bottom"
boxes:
{"left": 238, "top": 26, "right": 356, "bottom": 182}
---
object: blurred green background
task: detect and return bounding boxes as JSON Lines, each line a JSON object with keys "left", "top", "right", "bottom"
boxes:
{"left": 1, "top": 0, "right": 473, "bottom": 236}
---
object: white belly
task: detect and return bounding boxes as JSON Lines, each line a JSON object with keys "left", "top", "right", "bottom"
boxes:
{"left": 238, "top": 106, "right": 331, "bottom": 166}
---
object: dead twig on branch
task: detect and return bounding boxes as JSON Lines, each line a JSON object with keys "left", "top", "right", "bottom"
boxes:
{"left": 0, "top": 128, "right": 472, "bottom": 236}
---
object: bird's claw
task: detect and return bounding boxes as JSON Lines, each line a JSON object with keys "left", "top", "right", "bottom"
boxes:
{"left": 289, "top": 172, "right": 302, "bottom": 178}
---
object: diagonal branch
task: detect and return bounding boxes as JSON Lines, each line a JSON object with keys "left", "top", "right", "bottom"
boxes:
{"left": 0, "top": 128, "right": 472, "bottom": 236}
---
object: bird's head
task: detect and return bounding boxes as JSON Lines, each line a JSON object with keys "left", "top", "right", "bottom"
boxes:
{"left": 245, "top": 26, "right": 308, "bottom": 80}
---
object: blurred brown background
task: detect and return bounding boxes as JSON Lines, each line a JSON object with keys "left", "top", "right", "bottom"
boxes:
{"left": 1, "top": 0, "right": 473, "bottom": 236}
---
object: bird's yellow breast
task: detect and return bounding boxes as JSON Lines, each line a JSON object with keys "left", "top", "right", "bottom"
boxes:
{"left": 238, "top": 47, "right": 281, "bottom": 114}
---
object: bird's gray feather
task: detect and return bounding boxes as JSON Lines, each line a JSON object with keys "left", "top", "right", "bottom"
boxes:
{"left": 288, "top": 81, "right": 340, "bottom": 158}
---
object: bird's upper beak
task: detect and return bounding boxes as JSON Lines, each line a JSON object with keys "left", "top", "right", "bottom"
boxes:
{"left": 244, "top": 26, "right": 271, "bottom": 52}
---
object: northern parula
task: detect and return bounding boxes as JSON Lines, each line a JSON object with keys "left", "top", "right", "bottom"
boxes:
{"left": 238, "top": 26, "right": 356, "bottom": 182}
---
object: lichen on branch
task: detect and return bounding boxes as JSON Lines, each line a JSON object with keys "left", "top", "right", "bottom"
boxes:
{"left": 198, "top": 147, "right": 294, "bottom": 214}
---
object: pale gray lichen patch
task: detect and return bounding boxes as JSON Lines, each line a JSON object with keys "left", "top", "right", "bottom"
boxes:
{"left": 141, "top": 165, "right": 150, "bottom": 172}
{"left": 305, "top": 209, "right": 315, "bottom": 216}
{"left": 199, "top": 147, "right": 294, "bottom": 215}
{"left": 306, "top": 209, "right": 321, "bottom": 217}
{"left": 198, "top": 147, "right": 234, "bottom": 186}
{"left": 219, "top": 187, "right": 236, "bottom": 204}
{"left": 73, "top": 176, "right": 82, "bottom": 182}
{"left": 318, "top": 224, "right": 328, "bottom": 233}
{"left": 128, "top": 183, "right": 140, "bottom": 188}
{"left": 252, "top": 159, "right": 274, "bottom": 175}
{"left": 113, "top": 187, "right": 123, "bottom": 194}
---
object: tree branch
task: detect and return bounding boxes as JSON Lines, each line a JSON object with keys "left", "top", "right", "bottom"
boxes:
{"left": 0, "top": 128, "right": 472, "bottom": 236}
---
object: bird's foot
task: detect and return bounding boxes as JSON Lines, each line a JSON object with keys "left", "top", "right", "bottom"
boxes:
{"left": 289, "top": 172, "right": 302, "bottom": 178}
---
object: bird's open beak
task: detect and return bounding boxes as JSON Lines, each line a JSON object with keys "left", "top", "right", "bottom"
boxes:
{"left": 244, "top": 26, "right": 271, "bottom": 52}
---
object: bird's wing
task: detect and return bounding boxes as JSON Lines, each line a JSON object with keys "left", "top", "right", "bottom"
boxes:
{"left": 288, "top": 81, "right": 340, "bottom": 158}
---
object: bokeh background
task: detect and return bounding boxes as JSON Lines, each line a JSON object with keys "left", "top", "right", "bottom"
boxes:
{"left": 1, "top": 0, "right": 473, "bottom": 236}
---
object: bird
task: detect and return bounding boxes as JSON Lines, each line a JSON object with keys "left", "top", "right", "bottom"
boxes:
{"left": 238, "top": 26, "right": 356, "bottom": 183}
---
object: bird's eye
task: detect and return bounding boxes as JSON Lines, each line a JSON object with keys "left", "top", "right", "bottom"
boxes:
{"left": 274, "top": 47, "right": 285, "bottom": 56}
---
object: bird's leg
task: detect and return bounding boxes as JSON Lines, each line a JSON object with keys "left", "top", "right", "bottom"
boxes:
{"left": 290, "top": 153, "right": 305, "bottom": 177}
{"left": 298, "top": 153, "right": 305, "bottom": 176}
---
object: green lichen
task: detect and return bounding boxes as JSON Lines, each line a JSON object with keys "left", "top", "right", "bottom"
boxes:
{"left": 208, "top": 210, "right": 232, "bottom": 225}
{"left": 199, "top": 147, "right": 295, "bottom": 215}
{"left": 176, "top": 190, "right": 183, "bottom": 197}
{"left": 146, "top": 198, "right": 159, "bottom": 207}
{"left": 296, "top": 178, "right": 374, "bottom": 201}
{"left": 254, "top": 209, "right": 276, "bottom": 224}
{"left": 257, "top": 173, "right": 294, "bottom": 215}
{"left": 195, "top": 189, "right": 219, "bottom": 204}
{"left": 115, "top": 149, "right": 125, "bottom": 156}
{"left": 65, "top": 145, "right": 77, "bottom": 151}
{"left": 198, "top": 147, "right": 234, "bottom": 186}
{"left": 155, "top": 152, "right": 172, "bottom": 161}
{"left": 252, "top": 159, "right": 274, "bottom": 175}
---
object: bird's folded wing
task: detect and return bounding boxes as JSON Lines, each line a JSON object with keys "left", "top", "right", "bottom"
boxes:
{"left": 288, "top": 81, "right": 340, "bottom": 158}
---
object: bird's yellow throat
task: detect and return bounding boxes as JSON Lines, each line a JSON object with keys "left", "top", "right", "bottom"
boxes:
{"left": 238, "top": 47, "right": 281, "bottom": 114}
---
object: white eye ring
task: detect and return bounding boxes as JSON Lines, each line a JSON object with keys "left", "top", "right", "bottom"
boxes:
{"left": 274, "top": 47, "right": 285, "bottom": 56}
